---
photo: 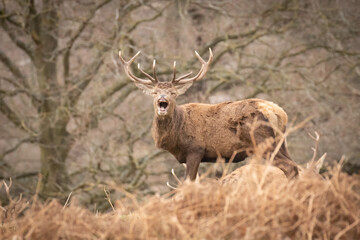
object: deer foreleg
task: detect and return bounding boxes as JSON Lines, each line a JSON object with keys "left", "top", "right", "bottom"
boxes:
{"left": 184, "top": 153, "right": 202, "bottom": 181}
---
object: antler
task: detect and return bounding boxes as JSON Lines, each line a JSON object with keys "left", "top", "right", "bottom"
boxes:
{"left": 171, "top": 48, "right": 213, "bottom": 84}
{"left": 118, "top": 51, "right": 158, "bottom": 84}
{"left": 119, "top": 48, "right": 213, "bottom": 85}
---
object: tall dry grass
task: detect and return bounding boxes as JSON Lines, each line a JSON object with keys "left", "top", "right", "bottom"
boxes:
{"left": 0, "top": 162, "right": 359, "bottom": 240}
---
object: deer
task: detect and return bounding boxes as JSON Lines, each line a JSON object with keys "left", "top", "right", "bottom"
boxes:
{"left": 118, "top": 49, "right": 299, "bottom": 181}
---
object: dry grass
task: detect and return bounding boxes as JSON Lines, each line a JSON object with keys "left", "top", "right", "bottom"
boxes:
{"left": 0, "top": 163, "right": 359, "bottom": 240}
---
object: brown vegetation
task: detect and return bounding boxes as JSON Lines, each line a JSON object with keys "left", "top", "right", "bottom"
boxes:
{"left": 0, "top": 162, "right": 359, "bottom": 240}
{"left": 0, "top": 0, "right": 359, "bottom": 218}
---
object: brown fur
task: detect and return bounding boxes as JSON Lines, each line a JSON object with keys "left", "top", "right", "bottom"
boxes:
{"left": 152, "top": 98, "right": 299, "bottom": 180}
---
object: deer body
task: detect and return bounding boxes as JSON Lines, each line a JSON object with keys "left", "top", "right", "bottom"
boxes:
{"left": 153, "top": 99, "right": 285, "bottom": 162}
{"left": 119, "top": 49, "right": 299, "bottom": 181}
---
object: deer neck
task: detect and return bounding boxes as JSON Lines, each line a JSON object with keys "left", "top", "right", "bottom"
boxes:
{"left": 152, "top": 106, "right": 183, "bottom": 149}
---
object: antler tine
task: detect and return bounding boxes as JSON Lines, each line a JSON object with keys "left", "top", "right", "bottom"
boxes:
{"left": 173, "top": 48, "right": 213, "bottom": 84}
{"left": 174, "top": 71, "right": 193, "bottom": 82}
{"left": 118, "top": 50, "right": 154, "bottom": 85}
{"left": 118, "top": 50, "right": 140, "bottom": 64}
{"left": 152, "top": 59, "right": 158, "bottom": 83}
{"left": 171, "top": 61, "right": 176, "bottom": 82}
{"left": 137, "top": 63, "right": 156, "bottom": 83}
{"left": 193, "top": 48, "right": 213, "bottom": 80}
{"left": 171, "top": 61, "right": 195, "bottom": 83}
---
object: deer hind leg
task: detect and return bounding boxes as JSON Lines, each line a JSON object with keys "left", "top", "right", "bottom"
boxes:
{"left": 241, "top": 120, "right": 299, "bottom": 179}
{"left": 272, "top": 142, "right": 299, "bottom": 178}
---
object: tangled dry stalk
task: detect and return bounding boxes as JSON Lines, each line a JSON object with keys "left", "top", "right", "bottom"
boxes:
{"left": 0, "top": 160, "right": 359, "bottom": 239}
{"left": 0, "top": 124, "right": 359, "bottom": 239}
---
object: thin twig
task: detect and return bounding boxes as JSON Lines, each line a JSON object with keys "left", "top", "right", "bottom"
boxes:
{"left": 308, "top": 131, "right": 320, "bottom": 163}
{"left": 104, "top": 187, "right": 116, "bottom": 213}
{"left": 62, "top": 192, "right": 73, "bottom": 210}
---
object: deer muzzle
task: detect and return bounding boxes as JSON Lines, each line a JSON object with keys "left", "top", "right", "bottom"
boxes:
{"left": 157, "top": 97, "right": 169, "bottom": 115}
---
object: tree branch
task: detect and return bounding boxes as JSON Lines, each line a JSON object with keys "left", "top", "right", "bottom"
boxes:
{"left": 0, "top": 88, "right": 29, "bottom": 97}
{"left": 98, "top": 80, "right": 130, "bottom": 104}
{"left": 62, "top": 0, "right": 113, "bottom": 82}
{"left": 76, "top": 82, "right": 135, "bottom": 139}
{"left": 0, "top": 12, "right": 33, "bottom": 61}
{"left": 0, "top": 51, "right": 40, "bottom": 105}
{"left": 105, "top": 84, "right": 137, "bottom": 113}
{"left": 0, "top": 49, "right": 28, "bottom": 87}
{"left": 0, "top": 75, "right": 21, "bottom": 88}
{"left": 0, "top": 136, "right": 38, "bottom": 161}
{"left": 0, "top": 11, "right": 23, "bottom": 29}
{"left": 27, "top": 0, "right": 41, "bottom": 45}
{"left": 200, "top": 28, "right": 260, "bottom": 56}
{"left": 66, "top": 0, "right": 143, "bottom": 107}
{"left": 0, "top": 97, "right": 36, "bottom": 135}
{"left": 126, "top": 3, "right": 170, "bottom": 34}
{"left": 0, "top": 87, "right": 41, "bottom": 103}
{"left": 68, "top": 51, "right": 106, "bottom": 106}
{"left": 209, "top": 31, "right": 268, "bottom": 66}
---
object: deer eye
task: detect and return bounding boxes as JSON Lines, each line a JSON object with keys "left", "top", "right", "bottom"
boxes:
{"left": 170, "top": 92, "right": 177, "bottom": 96}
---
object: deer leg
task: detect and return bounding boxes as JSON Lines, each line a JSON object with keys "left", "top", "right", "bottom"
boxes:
{"left": 246, "top": 121, "right": 299, "bottom": 179}
{"left": 272, "top": 142, "right": 299, "bottom": 178}
{"left": 184, "top": 153, "right": 202, "bottom": 181}
{"left": 272, "top": 155, "right": 299, "bottom": 179}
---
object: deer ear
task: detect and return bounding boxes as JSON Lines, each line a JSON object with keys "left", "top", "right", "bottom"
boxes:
{"left": 175, "top": 82, "right": 193, "bottom": 95}
{"left": 134, "top": 83, "right": 154, "bottom": 96}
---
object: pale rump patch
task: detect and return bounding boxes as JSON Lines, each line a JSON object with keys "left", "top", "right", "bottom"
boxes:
{"left": 256, "top": 101, "right": 288, "bottom": 134}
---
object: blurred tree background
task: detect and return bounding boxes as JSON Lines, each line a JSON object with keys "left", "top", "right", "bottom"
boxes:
{"left": 0, "top": 0, "right": 359, "bottom": 208}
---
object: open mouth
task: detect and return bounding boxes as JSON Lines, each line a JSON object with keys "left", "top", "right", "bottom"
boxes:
{"left": 158, "top": 99, "right": 169, "bottom": 115}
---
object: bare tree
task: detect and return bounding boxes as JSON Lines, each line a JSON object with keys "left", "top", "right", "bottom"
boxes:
{"left": 0, "top": 0, "right": 170, "bottom": 197}
{"left": 0, "top": 0, "right": 359, "bottom": 201}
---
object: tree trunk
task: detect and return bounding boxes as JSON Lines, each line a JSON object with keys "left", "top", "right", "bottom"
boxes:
{"left": 39, "top": 114, "right": 71, "bottom": 197}
{"left": 33, "top": 0, "right": 71, "bottom": 197}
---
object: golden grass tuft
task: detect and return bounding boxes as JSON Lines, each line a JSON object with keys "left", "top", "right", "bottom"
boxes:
{"left": 1, "top": 164, "right": 359, "bottom": 239}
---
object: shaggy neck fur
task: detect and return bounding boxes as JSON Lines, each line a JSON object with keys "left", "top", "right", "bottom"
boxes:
{"left": 152, "top": 106, "right": 183, "bottom": 149}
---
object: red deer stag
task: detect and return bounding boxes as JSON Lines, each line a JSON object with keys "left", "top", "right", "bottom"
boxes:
{"left": 118, "top": 49, "right": 299, "bottom": 181}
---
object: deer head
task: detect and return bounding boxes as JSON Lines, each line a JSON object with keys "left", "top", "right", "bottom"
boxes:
{"left": 118, "top": 49, "right": 213, "bottom": 117}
